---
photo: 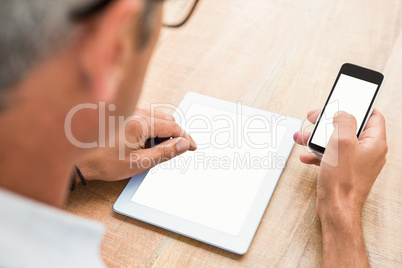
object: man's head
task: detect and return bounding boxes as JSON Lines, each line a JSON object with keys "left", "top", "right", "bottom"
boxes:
{"left": 0, "top": 0, "right": 164, "bottom": 206}
{"left": 0, "top": 0, "right": 162, "bottom": 144}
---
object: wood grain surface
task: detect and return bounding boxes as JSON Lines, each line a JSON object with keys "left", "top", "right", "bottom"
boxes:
{"left": 66, "top": 0, "right": 402, "bottom": 267}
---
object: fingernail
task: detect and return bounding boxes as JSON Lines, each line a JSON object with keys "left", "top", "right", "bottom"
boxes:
{"left": 293, "top": 132, "right": 299, "bottom": 142}
{"left": 176, "top": 138, "right": 190, "bottom": 154}
{"left": 189, "top": 136, "right": 197, "bottom": 149}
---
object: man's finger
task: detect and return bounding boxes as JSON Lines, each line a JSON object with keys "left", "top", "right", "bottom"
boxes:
{"left": 300, "top": 153, "right": 321, "bottom": 166}
{"left": 133, "top": 138, "right": 190, "bottom": 172}
{"left": 134, "top": 108, "right": 175, "bottom": 121}
{"left": 293, "top": 131, "right": 311, "bottom": 146}
{"left": 125, "top": 116, "right": 197, "bottom": 150}
{"left": 149, "top": 119, "right": 197, "bottom": 150}
{"left": 307, "top": 109, "right": 320, "bottom": 124}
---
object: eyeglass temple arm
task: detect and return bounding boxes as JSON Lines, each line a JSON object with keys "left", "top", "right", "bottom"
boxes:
{"left": 163, "top": 0, "right": 200, "bottom": 28}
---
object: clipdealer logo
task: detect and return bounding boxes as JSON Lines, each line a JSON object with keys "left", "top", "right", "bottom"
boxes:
{"left": 64, "top": 101, "right": 289, "bottom": 165}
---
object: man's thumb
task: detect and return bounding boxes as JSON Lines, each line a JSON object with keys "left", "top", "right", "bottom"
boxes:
{"left": 133, "top": 138, "right": 190, "bottom": 173}
{"left": 155, "top": 137, "right": 190, "bottom": 160}
{"left": 333, "top": 111, "right": 357, "bottom": 133}
{"left": 330, "top": 111, "right": 358, "bottom": 145}
{"left": 173, "top": 138, "right": 191, "bottom": 155}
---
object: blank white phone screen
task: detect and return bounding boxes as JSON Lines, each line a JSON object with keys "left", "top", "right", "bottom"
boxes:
{"left": 311, "top": 74, "right": 378, "bottom": 148}
{"left": 131, "top": 103, "right": 287, "bottom": 236}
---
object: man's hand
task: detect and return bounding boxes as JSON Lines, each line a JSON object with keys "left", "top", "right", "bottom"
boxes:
{"left": 74, "top": 108, "right": 197, "bottom": 182}
{"left": 294, "top": 109, "right": 387, "bottom": 267}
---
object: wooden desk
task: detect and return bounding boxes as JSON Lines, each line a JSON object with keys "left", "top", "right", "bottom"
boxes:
{"left": 66, "top": 0, "right": 402, "bottom": 266}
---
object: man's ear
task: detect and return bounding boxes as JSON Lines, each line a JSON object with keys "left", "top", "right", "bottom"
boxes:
{"left": 78, "top": 0, "right": 143, "bottom": 102}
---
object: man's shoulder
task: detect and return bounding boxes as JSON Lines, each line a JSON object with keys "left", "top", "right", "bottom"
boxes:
{"left": 0, "top": 188, "right": 106, "bottom": 268}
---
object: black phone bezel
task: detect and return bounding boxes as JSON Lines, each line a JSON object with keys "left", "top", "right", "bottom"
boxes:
{"left": 308, "top": 63, "right": 384, "bottom": 154}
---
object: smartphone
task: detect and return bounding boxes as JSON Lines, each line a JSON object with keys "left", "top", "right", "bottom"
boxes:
{"left": 307, "top": 63, "right": 385, "bottom": 155}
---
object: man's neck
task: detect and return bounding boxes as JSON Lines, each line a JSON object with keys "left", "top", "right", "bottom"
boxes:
{"left": 0, "top": 54, "right": 89, "bottom": 207}
{"left": 0, "top": 103, "right": 76, "bottom": 207}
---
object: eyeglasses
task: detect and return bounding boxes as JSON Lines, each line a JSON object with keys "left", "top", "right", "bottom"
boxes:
{"left": 70, "top": 0, "right": 199, "bottom": 28}
{"left": 163, "top": 0, "right": 199, "bottom": 28}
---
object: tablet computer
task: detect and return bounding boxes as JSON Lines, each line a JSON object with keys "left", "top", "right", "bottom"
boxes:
{"left": 114, "top": 92, "right": 302, "bottom": 254}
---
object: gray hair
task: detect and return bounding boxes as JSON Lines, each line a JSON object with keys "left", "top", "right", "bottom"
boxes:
{"left": 0, "top": 0, "right": 157, "bottom": 97}
{"left": 0, "top": 0, "right": 98, "bottom": 95}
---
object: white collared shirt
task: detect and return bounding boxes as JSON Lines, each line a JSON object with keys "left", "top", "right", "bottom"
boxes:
{"left": 0, "top": 189, "right": 106, "bottom": 268}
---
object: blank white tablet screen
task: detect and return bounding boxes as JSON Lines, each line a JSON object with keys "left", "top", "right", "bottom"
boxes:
{"left": 131, "top": 103, "right": 287, "bottom": 236}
